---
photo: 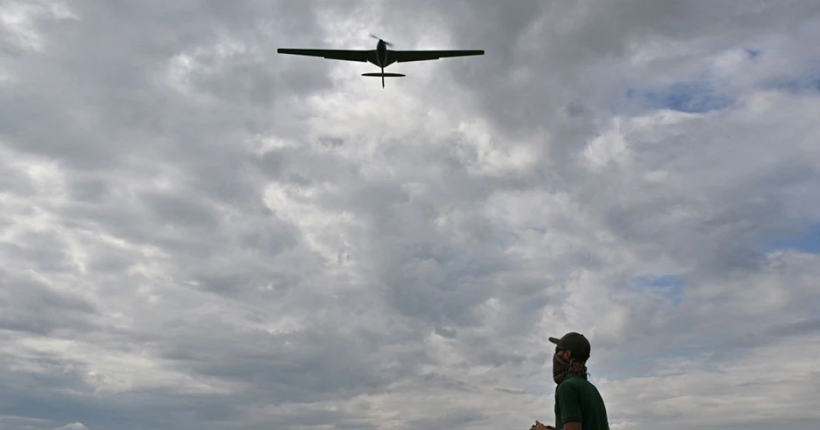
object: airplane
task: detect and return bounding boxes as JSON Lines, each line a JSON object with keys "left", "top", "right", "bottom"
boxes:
{"left": 277, "top": 34, "right": 484, "bottom": 88}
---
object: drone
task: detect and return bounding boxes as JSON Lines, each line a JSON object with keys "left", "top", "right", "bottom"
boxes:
{"left": 278, "top": 34, "right": 484, "bottom": 88}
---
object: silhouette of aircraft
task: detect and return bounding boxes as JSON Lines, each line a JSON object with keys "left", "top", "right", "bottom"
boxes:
{"left": 277, "top": 35, "right": 484, "bottom": 88}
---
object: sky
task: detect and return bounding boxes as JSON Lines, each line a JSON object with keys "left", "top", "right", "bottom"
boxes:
{"left": 1, "top": 1, "right": 820, "bottom": 429}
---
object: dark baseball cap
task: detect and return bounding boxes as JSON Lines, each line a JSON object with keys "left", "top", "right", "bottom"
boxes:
{"left": 549, "top": 332, "right": 590, "bottom": 361}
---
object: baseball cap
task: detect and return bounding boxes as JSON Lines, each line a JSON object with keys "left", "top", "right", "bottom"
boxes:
{"left": 549, "top": 332, "right": 591, "bottom": 361}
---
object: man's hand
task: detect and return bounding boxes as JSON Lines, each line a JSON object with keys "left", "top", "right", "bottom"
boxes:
{"left": 531, "top": 420, "right": 556, "bottom": 430}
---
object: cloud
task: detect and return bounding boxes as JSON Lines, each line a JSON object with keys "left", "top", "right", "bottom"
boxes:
{"left": 1, "top": 1, "right": 820, "bottom": 430}
{"left": 626, "top": 82, "right": 734, "bottom": 113}
{"left": 54, "top": 423, "right": 89, "bottom": 430}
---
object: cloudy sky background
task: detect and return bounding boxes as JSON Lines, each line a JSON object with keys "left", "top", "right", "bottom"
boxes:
{"left": 2, "top": 1, "right": 820, "bottom": 429}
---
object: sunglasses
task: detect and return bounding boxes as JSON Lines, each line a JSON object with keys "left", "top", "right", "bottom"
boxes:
{"left": 555, "top": 346, "right": 567, "bottom": 353}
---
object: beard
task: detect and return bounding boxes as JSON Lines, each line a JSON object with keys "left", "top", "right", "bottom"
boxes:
{"left": 553, "top": 353, "right": 571, "bottom": 384}
{"left": 553, "top": 354, "right": 588, "bottom": 384}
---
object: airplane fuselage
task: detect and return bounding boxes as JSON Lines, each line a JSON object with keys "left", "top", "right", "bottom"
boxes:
{"left": 370, "top": 39, "right": 397, "bottom": 68}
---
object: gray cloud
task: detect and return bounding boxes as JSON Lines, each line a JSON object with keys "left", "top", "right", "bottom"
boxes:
{"left": 1, "top": 1, "right": 820, "bottom": 430}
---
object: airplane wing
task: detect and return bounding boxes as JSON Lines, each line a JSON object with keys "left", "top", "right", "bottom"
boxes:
{"left": 277, "top": 49, "right": 371, "bottom": 62}
{"left": 392, "top": 50, "right": 484, "bottom": 63}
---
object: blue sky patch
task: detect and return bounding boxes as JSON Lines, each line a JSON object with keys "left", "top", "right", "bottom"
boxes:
{"left": 632, "top": 274, "right": 686, "bottom": 307}
{"left": 626, "top": 81, "right": 733, "bottom": 113}
{"left": 758, "top": 222, "right": 820, "bottom": 254}
{"left": 770, "top": 77, "right": 820, "bottom": 93}
{"left": 767, "top": 62, "right": 820, "bottom": 93}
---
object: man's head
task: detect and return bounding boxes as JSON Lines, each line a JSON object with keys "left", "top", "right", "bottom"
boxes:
{"left": 549, "top": 332, "right": 590, "bottom": 362}
{"left": 549, "top": 332, "right": 591, "bottom": 384}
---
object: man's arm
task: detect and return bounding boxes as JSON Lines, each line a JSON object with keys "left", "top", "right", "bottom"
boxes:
{"left": 556, "top": 383, "right": 583, "bottom": 430}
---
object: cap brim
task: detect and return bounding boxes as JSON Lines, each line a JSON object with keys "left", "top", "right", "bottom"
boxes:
{"left": 548, "top": 337, "right": 561, "bottom": 345}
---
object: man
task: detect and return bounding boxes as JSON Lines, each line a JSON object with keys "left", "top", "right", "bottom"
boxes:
{"left": 530, "top": 332, "right": 610, "bottom": 430}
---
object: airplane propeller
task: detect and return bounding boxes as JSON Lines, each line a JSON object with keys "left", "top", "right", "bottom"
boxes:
{"left": 369, "top": 33, "right": 394, "bottom": 47}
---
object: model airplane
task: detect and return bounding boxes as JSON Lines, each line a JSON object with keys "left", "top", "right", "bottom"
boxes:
{"left": 277, "top": 34, "right": 484, "bottom": 88}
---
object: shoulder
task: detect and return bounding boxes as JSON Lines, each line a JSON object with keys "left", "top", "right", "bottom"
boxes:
{"left": 558, "top": 376, "right": 602, "bottom": 398}
{"left": 559, "top": 376, "right": 587, "bottom": 390}
{"left": 556, "top": 378, "right": 582, "bottom": 397}
{"left": 564, "top": 377, "right": 607, "bottom": 406}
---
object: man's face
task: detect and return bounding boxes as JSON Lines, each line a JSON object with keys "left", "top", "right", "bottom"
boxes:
{"left": 555, "top": 346, "right": 572, "bottom": 361}
{"left": 552, "top": 346, "right": 574, "bottom": 384}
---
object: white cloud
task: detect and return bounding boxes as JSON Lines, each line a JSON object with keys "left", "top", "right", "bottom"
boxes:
{"left": 55, "top": 423, "right": 89, "bottom": 430}
{"left": 1, "top": 1, "right": 819, "bottom": 430}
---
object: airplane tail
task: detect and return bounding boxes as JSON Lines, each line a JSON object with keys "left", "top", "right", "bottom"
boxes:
{"left": 361, "top": 73, "right": 406, "bottom": 77}
{"left": 362, "top": 72, "right": 405, "bottom": 88}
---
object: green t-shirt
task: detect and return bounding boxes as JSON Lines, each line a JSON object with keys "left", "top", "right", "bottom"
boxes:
{"left": 554, "top": 375, "right": 610, "bottom": 430}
